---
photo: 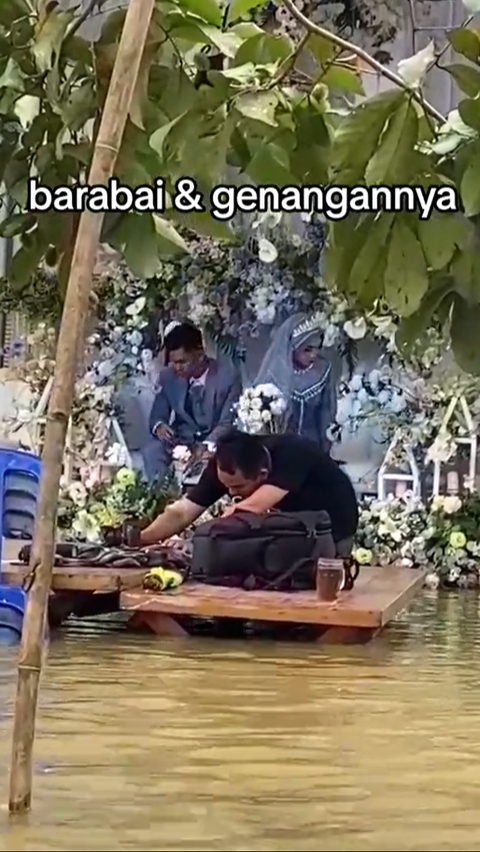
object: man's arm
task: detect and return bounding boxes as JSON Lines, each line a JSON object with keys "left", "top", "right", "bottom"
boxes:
{"left": 148, "top": 386, "right": 172, "bottom": 436}
{"left": 206, "top": 369, "right": 242, "bottom": 444}
{"left": 140, "top": 497, "right": 204, "bottom": 545}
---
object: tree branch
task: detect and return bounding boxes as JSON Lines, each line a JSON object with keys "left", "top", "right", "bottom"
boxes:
{"left": 280, "top": 0, "right": 446, "bottom": 125}
{"left": 67, "top": 0, "right": 112, "bottom": 40}
{"left": 270, "top": 31, "right": 310, "bottom": 87}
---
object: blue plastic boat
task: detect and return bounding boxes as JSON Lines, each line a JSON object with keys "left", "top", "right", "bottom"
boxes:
{"left": 0, "top": 446, "right": 41, "bottom": 643}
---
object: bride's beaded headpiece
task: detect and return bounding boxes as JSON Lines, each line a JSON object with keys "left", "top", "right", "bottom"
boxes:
{"left": 291, "top": 313, "right": 322, "bottom": 341}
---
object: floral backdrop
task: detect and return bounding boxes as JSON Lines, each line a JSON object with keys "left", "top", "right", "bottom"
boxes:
{"left": 354, "top": 492, "right": 480, "bottom": 589}
{"left": 2, "top": 212, "right": 480, "bottom": 586}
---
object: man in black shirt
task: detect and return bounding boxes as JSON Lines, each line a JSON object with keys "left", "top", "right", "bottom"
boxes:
{"left": 140, "top": 429, "right": 358, "bottom": 555}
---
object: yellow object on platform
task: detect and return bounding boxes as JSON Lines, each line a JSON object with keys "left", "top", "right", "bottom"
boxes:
{"left": 142, "top": 567, "right": 184, "bottom": 593}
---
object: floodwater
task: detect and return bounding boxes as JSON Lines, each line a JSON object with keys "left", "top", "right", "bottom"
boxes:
{"left": 0, "top": 593, "right": 479, "bottom": 851}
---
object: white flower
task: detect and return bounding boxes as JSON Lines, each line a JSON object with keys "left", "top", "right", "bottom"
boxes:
{"left": 377, "top": 389, "right": 391, "bottom": 405}
{"left": 252, "top": 210, "right": 282, "bottom": 229}
{"left": 125, "top": 296, "right": 146, "bottom": 316}
{"left": 323, "top": 324, "right": 339, "bottom": 348}
{"left": 172, "top": 445, "right": 192, "bottom": 463}
{"left": 258, "top": 238, "right": 278, "bottom": 263}
{"left": 349, "top": 374, "right": 364, "bottom": 392}
{"left": 256, "top": 383, "right": 280, "bottom": 398}
{"left": 261, "top": 409, "right": 272, "bottom": 422}
{"left": 442, "top": 495, "right": 462, "bottom": 515}
{"left": 426, "top": 432, "right": 455, "bottom": 464}
{"left": 68, "top": 482, "right": 88, "bottom": 507}
{"left": 343, "top": 317, "right": 367, "bottom": 339}
{"left": 251, "top": 397, "right": 262, "bottom": 410}
{"left": 270, "top": 397, "right": 287, "bottom": 416}
{"left": 397, "top": 41, "right": 435, "bottom": 88}
{"left": 106, "top": 443, "right": 128, "bottom": 466}
{"left": 72, "top": 509, "right": 101, "bottom": 542}
{"left": 425, "top": 571, "right": 440, "bottom": 589}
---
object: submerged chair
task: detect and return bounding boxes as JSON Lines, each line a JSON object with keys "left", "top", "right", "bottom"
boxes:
{"left": 0, "top": 446, "right": 41, "bottom": 642}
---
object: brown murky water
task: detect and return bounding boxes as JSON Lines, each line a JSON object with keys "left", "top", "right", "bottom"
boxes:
{"left": 0, "top": 591, "right": 479, "bottom": 851}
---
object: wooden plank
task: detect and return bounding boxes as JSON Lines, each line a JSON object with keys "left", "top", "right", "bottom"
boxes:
{"left": 120, "top": 566, "right": 425, "bottom": 629}
{"left": 1, "top": 561, "right": 145, "bottom": 593}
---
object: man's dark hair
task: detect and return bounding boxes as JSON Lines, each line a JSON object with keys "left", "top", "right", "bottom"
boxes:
{"left": 215, "top": 429, "right": 271, "bottom": 479}
{"left": 165, "top": 322, "right": 203, "bottom": 354}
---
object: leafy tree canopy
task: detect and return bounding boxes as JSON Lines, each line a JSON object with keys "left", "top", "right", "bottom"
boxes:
{"left": 2, "top": 0, "right": 480, "bottom": 370}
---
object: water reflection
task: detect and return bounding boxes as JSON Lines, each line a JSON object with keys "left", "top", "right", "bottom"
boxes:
{"left": 0, "top": 592, "right": 480, "bottom": 850}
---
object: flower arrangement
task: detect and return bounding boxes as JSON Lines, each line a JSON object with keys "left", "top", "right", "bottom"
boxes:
{"left": 333, "top": 367, "right": 408, "bottom": 438}
{"left": 354, "top": 492, "right": 480, "bottom": 588}
{"left": 236, "top": 384, "right": 287, "bottom": 434}
{"left": 57, "top": 467, "right": 181, "bottom": 542}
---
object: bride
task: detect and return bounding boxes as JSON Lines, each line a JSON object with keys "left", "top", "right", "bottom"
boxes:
{"left": 253, "top": 313, "right": 336, "bottom": 452}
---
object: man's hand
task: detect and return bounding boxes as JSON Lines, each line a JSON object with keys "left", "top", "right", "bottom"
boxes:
{"left": 155, "top": 424, "right": 174, "bottom": 443}
{"left": 221, "top": 504, "right": 238, "bottom": 519}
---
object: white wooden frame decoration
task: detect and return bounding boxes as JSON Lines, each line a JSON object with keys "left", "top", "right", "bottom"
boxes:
{"left": 377, "top": 430, "right": 421, "bottom": 501}
{"left": 30, "top": 377, "right": 133, "bottom": 481}
{"left": 430, "top": 394, "right": 477, "bottom": 497}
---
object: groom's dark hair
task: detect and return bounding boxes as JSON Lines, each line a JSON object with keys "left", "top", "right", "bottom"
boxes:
{"left": 215, "top": 429, "right": 271, "bottom": 479}
{"left": 165, "top": 322, "right": 203, "bottom": 355}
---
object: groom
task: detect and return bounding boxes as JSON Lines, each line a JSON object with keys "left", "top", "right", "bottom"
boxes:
{"left": 143, "top": 321, "right": 242, "bottom": 484}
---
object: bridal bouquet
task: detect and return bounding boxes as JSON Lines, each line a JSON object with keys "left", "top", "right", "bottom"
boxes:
{"left": 236, "top": 383, "right": 287, "bottom": 434}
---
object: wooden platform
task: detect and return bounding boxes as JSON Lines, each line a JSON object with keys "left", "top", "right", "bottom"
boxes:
{"left": 1, "top": 560, "right": 146, "bottom": 593}
{"left": 120, "top": 565, "right": 425, "bottom": 644}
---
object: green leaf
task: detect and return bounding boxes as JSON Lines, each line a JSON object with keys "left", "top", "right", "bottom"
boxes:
{"left": 291, "top": 101, "right": 330, "bottom": 183}
{"left": 396, "top": 279, "right": 454, "bottom": 351}
{"left": 460, "top": 140, "right": 480, "bottom": 215}
{"left": 348, "top": 214, "right": 395, "bottom": 300}
{"left": 447, "top": 28, "right": 480, "bottom": 64}
{"left": 322, "top": 65, "right": 364, "bottom": 95}
{"left": 0, "top": 58, "right": 24, "bottom": 91}
{"left": 451, "top": 295, "right": 480, "bottom": 374}
{"left": 445, "top": 63, "right": 480, "bottom": 97}
{"left": 246, "top": 141, "right": 295, "bottom": 186}
{"left": 6, "top": 231, "right": 47, "bottom": 287}
{"left": 178, "top": 0, "right": 223, "bottom": 26}
{"left": 228, "top": 126, "right": 251, "bottom": 169}
{"left": 458, "top": 97, "right": 480, "bottom": 132}
{"left": 417, "top": 214, "right": 473, "bottom": 271}
{"left": 330, "top": 89, "right": 405, "bottom": 183}
{"left": 233, "top": 32, "right": 293, "bottom": 66}
{"left": 149, "top": 112, "right": 189, "bottom": 160}
{"left": 0, "top": 0, "right": 32, "bottom": 29}
{"left": 32, "top": 7, "right": 75, "bottom": 73}
{"left": 61, "top": 80, "right": 97, "bottom": 131}
{"left": 365, "top": 98, "right": 418, "bottom": 185}
{"left": 308, "top": 33, "right": 337, "bottom": 66}
{"left": 111, "top": 213, "right": 160, "bottom": 278}
{"left": 0, "top": 212, "right": 35, "bottom": 239}
{"left": 227, "top": 0, "right": 266, "bottom": 21}
{"left": 451, "top": 247, "right": 480, "bottom": 303}
{"left": 153, "top": 215, "right": 190, "bottom": 253}
{"left": 148, "top": 65, "right": 196, "bottom": 119}
{"left": 235, "top": 90, "right": 278, "bottom": 125}
{"left": 169, "top": 209, "right": 234, "bottom": 240}
{"left": 384, "top": 219, "right": 429, "bottom": 316}
{"left": 167, "top": 14, "right": 242, "bottom": 56}
{"left": 221, "top": 62, "right": 257, "bottom": 83}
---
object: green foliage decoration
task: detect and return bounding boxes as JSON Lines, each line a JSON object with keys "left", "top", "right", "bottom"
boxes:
{"left": 3, "top": 0, "right": 480, "bottom": 371}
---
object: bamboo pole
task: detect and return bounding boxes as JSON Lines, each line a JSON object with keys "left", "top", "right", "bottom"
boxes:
{"left": 8, "top": 0, "right": 155, "bottom": 814}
